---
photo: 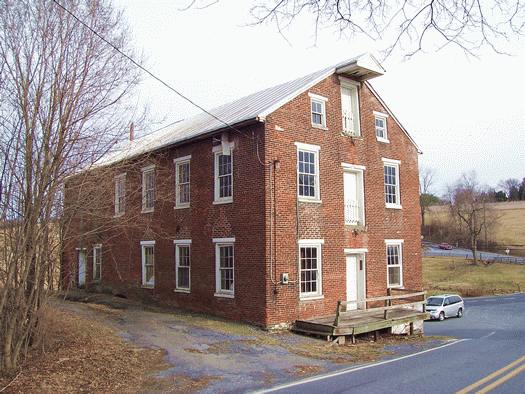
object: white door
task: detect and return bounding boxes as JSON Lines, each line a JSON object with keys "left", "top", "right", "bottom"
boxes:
{"left": 346, "top": 254, "right": 365, "bottom": 311}
{"left": 78, "top": 250, "right": 86, "bottom": 287}
{"left": 344, "top": 172, "right": 359, "bottom": 225}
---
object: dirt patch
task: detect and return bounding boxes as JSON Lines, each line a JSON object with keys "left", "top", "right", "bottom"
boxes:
{"left": 144, "top": 374, "right": 219, "bottom": 393}
{"left": 286, "top": 364, "right": 324, "bottom": 377}
{"left": 0, "top": 307, "right": 168, "bottom": 393}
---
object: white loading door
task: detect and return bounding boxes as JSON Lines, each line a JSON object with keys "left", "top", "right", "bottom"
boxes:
{"left": 344, "top": 172, "right": 359, "bottom": 225}
{"left": 78, "top": 250, "right": 86, "bottom": 287}
{"left": 346, "top": 254, "right": 358, "bottom": 310}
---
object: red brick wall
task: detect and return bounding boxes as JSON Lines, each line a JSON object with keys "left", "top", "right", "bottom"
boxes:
{"left": 263, "top": 74, "right": 422, "bottom": 325}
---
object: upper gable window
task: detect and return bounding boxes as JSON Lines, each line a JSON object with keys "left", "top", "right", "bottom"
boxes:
{"left": 308, "top": 92, "right": 327, "bottom": 129}
{"left": 374, "top": 111, "right": 389, "bottom": 143}
{"left": 341, "top": 84, "right": 360, "bottom": 137}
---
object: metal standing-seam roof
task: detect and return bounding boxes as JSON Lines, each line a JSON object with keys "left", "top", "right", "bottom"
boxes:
{"left": 97, "top": 53, "right": 418, "bottom": 167}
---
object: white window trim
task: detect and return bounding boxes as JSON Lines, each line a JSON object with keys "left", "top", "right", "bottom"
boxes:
{"left": 92, "top": 244, "right": 102, "bottom": 282}
{"left": 295, "top": 143, "right": 321, "bottom": 203}
{"left": 174, "top": 239, "right": 191, "bottom": 293}
{"left": 385, "top": 239, "right": 404, "bottom": 289}
{"left": 344, "top": 248, "right": 368, "bottom": 254}
{"left": 141, "top": 165, "right": 155, "bottom": 213}
{"left": 340, "top": 82, "right": 361, "bottom": 137}
{"left": 114, "top": 173, "right": 126, "bottom": 217}
{"left": 298, "top": 240, "right": 324, "bottom": 300}
{"left": 382, "top": 158, "right": 402, "bottom": 209}
{"left": 174, "top": 156, "right": 191, "bottom": 209}
{"left": 141, "top": 240, "right": 155, "bottom": 288}
{"left": 342, "top": 164, "right": 366, "bottom": 226}
{"left": 374, "top": 111, "right": 389, "bottom": 143}
{"left": 213, "top": 150, "right": 234, "bottom": 204}
{"left": 214, "top": 240, "right": 235, "bottom": 298}
{"left": 308, "top": 92, "right": 328, "bottom": 129}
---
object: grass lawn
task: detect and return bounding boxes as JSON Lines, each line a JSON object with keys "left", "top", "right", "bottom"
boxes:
{"left": 423, "top": 256, "right": 525, "bottom": 296}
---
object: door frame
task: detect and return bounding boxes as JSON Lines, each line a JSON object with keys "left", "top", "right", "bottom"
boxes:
{"left": 344, "top": 248, "right": 367, "bottom": 310}
{"left": 76, "top": 247, "right": 87, "bottom": 287}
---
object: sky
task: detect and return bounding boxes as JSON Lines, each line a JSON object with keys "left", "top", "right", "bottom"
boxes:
{"left": 116, "top": 0, "right": 525, "bottom": 194}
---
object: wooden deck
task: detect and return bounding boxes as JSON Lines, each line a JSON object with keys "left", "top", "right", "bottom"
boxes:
{"left": 294, "top": 290, "right": 429, "bottom": 342}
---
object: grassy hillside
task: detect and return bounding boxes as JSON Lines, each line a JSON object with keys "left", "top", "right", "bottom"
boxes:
{"left": 423, "top": 256, "right": 525, "bottom": 297}
{"left": 427, "top": 201, "right": 525, "bottom": 250}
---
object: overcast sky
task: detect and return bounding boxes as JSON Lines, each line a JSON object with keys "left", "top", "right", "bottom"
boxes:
{"left": 117, "top": 0, "right": 525, "bottom": 194}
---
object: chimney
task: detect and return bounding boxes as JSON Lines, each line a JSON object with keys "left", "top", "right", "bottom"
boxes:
{"left": 129, "top": 122, "right": 135, "bottom": 142}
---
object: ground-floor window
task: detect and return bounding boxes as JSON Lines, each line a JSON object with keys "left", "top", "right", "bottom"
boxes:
{"left": 299, "top": 240, "right": 323, "bottom": 299}
{"left": 92, "top": 244, "right": 102, "bottom": 281}
{"left": 213, "top": 238, "right": 235, "bottom": 297}
{"left": 141, "top": 241, "right": 155, "bottom": 287}
{"left": 174, "top": 240, "right": 191, "bottom": 291}
{"left": 386, "top": 239, "right": 403, "bottom": 288}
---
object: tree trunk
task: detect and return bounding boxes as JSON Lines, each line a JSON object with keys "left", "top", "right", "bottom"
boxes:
{"left": 471, "top": 236, "right": 478, "bottom": 264}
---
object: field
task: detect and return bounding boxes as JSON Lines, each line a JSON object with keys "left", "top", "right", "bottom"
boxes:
{"left": 427, "top": 201, "right": 525, "bottom": 251}
{"left": 423, "top": 256, "right": 525, "bottom": 297}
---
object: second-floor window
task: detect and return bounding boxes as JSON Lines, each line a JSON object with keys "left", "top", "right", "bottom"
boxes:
{"left": 142, "top": 165, "right": 155, "bottom": 212}
{"left": 114, "top": 174, "right": 126, "bottom": 216}
{"left": 214, "top": 151, "right": 233, "bottom": 203}
{"left": 341, "top": 84, "right": 360, "bottom": 136}
{"left": 174, "top": 156, "right": 191, "bottom": 208}
{"left": 382, "top": 158, "right": 401, "bottom": 209}
{"left": 296, "top": 142, "right": 320, "bottom": 202}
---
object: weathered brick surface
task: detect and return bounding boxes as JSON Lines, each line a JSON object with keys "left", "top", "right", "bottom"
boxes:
{"left": 63, "top": 72, "right": 422, "bottom": 328}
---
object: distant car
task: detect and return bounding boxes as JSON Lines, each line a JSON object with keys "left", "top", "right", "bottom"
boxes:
{"left": 438, "top": 242, "right": 453, "bottom": 250}
{"left": 426, "top": 295, "right": 464, "bottom": 321}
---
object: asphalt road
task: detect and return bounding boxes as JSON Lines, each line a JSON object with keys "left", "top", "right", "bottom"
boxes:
{"left": 424, "top": 244, "right": 525, "bottom": 263}
{"left": 263, "top": 293, "right": 525, "bottom": 394}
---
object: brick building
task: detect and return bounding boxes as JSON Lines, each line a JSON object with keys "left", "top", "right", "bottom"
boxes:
{"left": 63, "top": 53, "right": 423, "bottom": 328}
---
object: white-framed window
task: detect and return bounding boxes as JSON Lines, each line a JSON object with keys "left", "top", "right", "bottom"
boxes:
{"left": 93, "top": 244, "right": 102, "bottom": 282}
{"left": 213, "top": 238, "right": 235, "bottom": 297}
{"left": 174, "top": 156, "right": 191, "bottom": 208}
{"left": 308, "top": 92, "right": 328, "bottom": 129}
{"left": 141, "top": 240, "right": 155, "bottom": 287}
{"left": 295, "top": 142, "right": 321, "bottom": 202}
{"left": 142, "top": 165, "right": 155, "bottom": 212}
{"left": 298, "top": 239, "right": 324, "bottom": 299}
{"left": 382, "top": 158, "right": 401, "bottom": 209}
{"left": 341, "top": 82, "right": 360, "bottom": 136}
{"left": 374, "top": 111, "right": 389, "bottom": 143}
{"left": 174, "top": 240, "right": 191, "bottom": 291}
{"left": 114, "top": 174, "right": 126, "bottom": 216}
{"left": 214, "top": 149, "right": 233, "bottom": 204}
{"left": 342, "top": 163, "right": 366, "bottom": 226}
{"left": 386, "top": 240, "right": 403, "bottom": 288}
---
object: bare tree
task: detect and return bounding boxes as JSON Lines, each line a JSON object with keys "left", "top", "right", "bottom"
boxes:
{"left": 446, "top": 172, "right": 497, "bottom": 264}
{"left": 0, "top": 0, "right": 141, "bottom": 373}
{"left": 498, "top": 178, "right": 521, "bottom": 201}
{"left": 419, "top": 166, "right": 437, "bottom": 231}
{"left": 246, "top": 0, "right": 525, "bottom": 57}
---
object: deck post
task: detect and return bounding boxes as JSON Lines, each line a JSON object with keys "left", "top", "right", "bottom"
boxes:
{"left": 334, "top": 300, "right": 342, "bottom": 326}
{"left": 409, "top": 322, "right": 414, "bottom": 335}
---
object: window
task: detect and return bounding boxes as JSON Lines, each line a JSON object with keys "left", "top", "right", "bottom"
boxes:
{"left": 374, "top": 111, "right": 389, "bottom": 142}
{"left": 214, "top": 151, "right": 233, "bottom": 203}
{"left": 174, "top": 240, "right": 191, "bottom": 291}
{"left": 382, "top": 158, "right": 401, "bottom": 209}
{"left": 341, "top": 84, "right": 360, "bottom": 136}
{"left": 342, "top": 164, "right": 365, "bottom": 226}
{"left": 93, "top": 244, "right": 102, "bottom": 282}
{"left": 114, "top": 174, "right": 126, "bottom": 216}
{"left": 174, "top": 156, "right": 191, "bottom": 208}
{"left": 295, "top": 142, "right": 320, "bottom": 201}
{"left": 299, "top": 240, "right": 323, "bottom": 299}
{"left": 142, "top": 165, "right": 155, "bottom": 212}
{"left": 308, "top": 93, "right": 327, "bottom": 128}
{"left": 386, "top": 240, "right": 403, "bottom": 288}
{"left": 141, "top": 241, "right": 155, "bottom": 287}
{"left": 214, "top": 238, "right": 235, "bottom": 297}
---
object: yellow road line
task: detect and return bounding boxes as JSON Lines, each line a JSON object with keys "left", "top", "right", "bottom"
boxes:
{"left": 456, "top": 355, "right": 525, "bottom": 394}
{"left": 477, "top": 362, "right": 525, "bottom": 393}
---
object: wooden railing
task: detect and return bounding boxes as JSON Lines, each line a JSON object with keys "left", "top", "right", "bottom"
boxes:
{"left": 333, "top": 289, "right": 426, "bottom": 326}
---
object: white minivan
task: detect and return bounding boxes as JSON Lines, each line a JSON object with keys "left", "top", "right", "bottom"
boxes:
{"left": 426, "top": 294, "right": 464, "bottom": 321}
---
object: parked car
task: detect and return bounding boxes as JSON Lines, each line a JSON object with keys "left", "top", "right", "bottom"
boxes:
{"left": 425, "top": 294, "right": 464, "bottom": 321}
{"left": 438, "top": 242, "right": 453, "bottom": 250}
